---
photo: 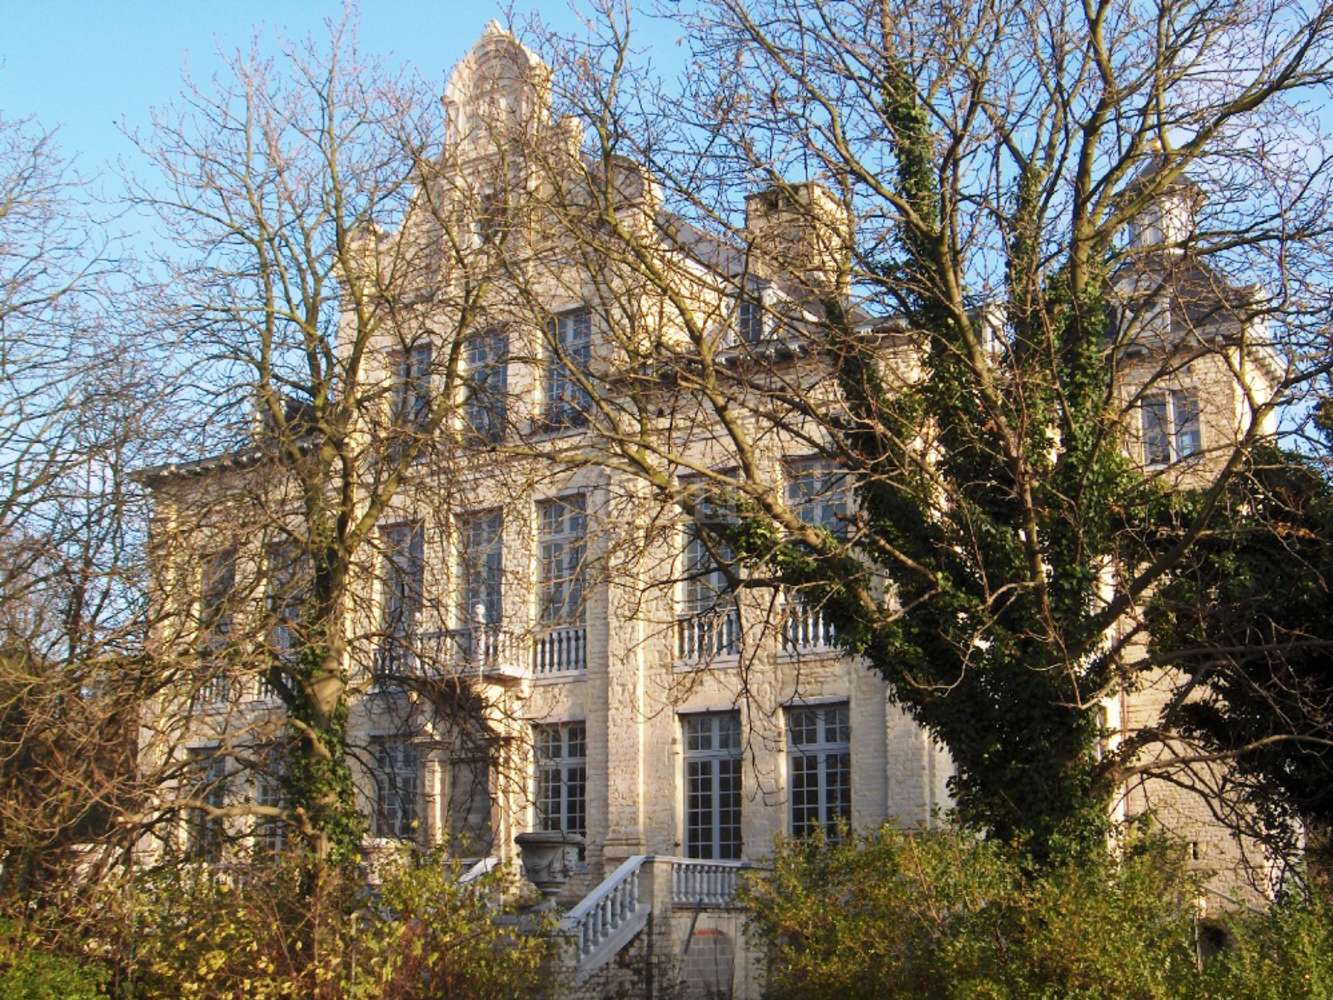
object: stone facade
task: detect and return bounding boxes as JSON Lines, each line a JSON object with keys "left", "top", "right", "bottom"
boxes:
{"left": 138, "top": 22, "right": 1284, "bottom": 996}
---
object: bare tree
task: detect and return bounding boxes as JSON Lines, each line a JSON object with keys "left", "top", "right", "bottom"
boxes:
{"left": 129, "top": 17, "right": 601, "bottom": 877}
{"left": 0, "top": 114, "right": 165, "bottom": 906}
{"left": 496, "top": 0, "right": 1333, "bottom": 863}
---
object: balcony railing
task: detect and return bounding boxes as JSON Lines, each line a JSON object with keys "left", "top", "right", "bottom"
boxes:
{"left": 676, "top": 606, "right": 741, "bottom": 663}
{"left": 375, "top": 626, "right": 525, "bottom": 684}
{"left": 192, "top": 674, "right": 238, "bottom": 708}
{"left": 254, "top": 673, "right": 283, "bottom": 701}
{"left": 423, "top": 626, "right": 525, "bottom": 680}
{"left": 533, "top": 625, "right": 587, "bottom": 676}
{"left": 781, "top": 600, "right": 837, "bottom": 654}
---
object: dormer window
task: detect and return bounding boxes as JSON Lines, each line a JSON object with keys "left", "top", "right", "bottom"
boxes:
{"left": 738, "top": 296, "right": 765, "bottom": 344}
{"left": 1141, "top": 390, "right": 1201, "bottom": 465}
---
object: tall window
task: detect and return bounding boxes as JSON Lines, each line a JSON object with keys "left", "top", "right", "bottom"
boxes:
{"left": 534, "top": 722, "right": 587, "bottom": 846}
{"left": 464, "top": 327, "right": 508, "bottom": 443}
{"left": 253, "top": 742, "right": 287, "bottom": 856}
{"left": 682, "top": 486, "right": 735, "bottom": 616}
{"left": 538, "top": 494, "right": 586, "bottom": 625}
{"left": 476, "top": 188, "right": 509, "bottom": 245}
{"left": 683, "top": 712, "right": 742, "bottom": 860}
{"left": 197, "top": 549, "right": 237, "bottom": 704}
{"left": 265, "top": 542, "right": 310, "bottom": 695}
{"left": 545, "top": 308, "right": 592, "bottom": 429}
{"left": 389, "top": 342, "right": 432, "bottom": 454}
{"left": 782, "top": 459, "right": 847, "bottom": 652}
{"left": 371, "top": 736, "right": 420, "bottom": 840}
{"left": 785, "top": 460, "right": 849, "bottom": 537}
{"left": 678, "top": 484, "right": 739, "bottom": 660}
{"left": 186, "top": 746, "right": 227, "bottom": 861}
{"left": 377, "top": 523, "right": 423, "bottom": 676}
{"left": 199, "top": 548, "right": 236, "bottom": 651}
{"left": 737, "top": 296, "right": 765, "bottom": 344}
{"left": 787, "top": 704, "right": 851, "bottom": 839}
{"left": 1141, "top": 390, "right": 1201, "bottom": 465}
{"left": 460, "top": 510, "right": 503, "bottom": 627}
{"left": 448, "top": 754, "right": 494, "bottom": 856}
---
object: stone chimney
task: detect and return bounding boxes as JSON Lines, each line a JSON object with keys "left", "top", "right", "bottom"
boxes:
{"left": 743, "top": 180, "right": 850, "bottom": 294}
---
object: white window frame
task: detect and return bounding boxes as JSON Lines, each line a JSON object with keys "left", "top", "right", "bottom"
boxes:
{"left": 538, "top": 494, "right": 587, "bottom": 626}
{"left": 377, "top": 522, "right": 423, "bottom": 677}
{"left": 682, "top": 712, "right": 743, "bottom": 860}
{"left": 370, "top": 736, "right": 420, "bottom": 840}
{"left": 475, "top": 187, "right": 509, "bottom": 245}
{"left": 1140, "top": 389, "right": 1202, "bottom": 465}
{"left": 463, "top": 326, "right": 508, "bottom": 443}
{"left": 253, "top": 742, "right": 287, "bottom": 856}
{"left": 680, "top": 480, "right": 737, "bottom": 617}
{"left": 677, "top": 481, "right": 742, "bottom": 663}
{"left": 545, "top": 308, "right": 592, "bottom": 430}
{"left": 199, "top": 548, "right": 236, "bottom": 651}
{"left": 264, "top": 541, "right": 309, "bottom": 698}
{"left": 460, "top": 509, "right": 503, "bottom": 627}
{"left": 534, "top": 721, "right": 587, "bottom": 845}
{"left": 737, "top": 294, "right": 765, "bottom": 344}
{"left": 784, "top": 458, "right": 849, "bottom": 537}
{"left": 389, "top": 342, "right": 433, "bottom": 435}
{"left": 787, "top": 703, "right": 851, "bottom": 840}
{"left": 195, "top": 549, "right": 238, "bottom": 706}
{"left": 186, "top": 745, "right": 227, "bottom": 861}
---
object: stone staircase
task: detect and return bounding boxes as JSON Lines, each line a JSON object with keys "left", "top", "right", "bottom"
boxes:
{"left": 560, "top": 855, "right": 756, "bottom": 986}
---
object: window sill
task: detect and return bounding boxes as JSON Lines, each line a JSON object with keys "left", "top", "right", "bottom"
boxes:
{"left": 776, "top": 644, "right": 843, "bottom": 661}
{"left": 530, "top": 421, "right": 591, "bottom": 441}
{"left": 531, "top": 669, "right": 587, "bottom": 685}
{"left": 672, "top": 653, "right": 741, "bottom": 672}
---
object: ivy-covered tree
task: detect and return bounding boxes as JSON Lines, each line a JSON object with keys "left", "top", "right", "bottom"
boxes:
{"left": 1149, "top": 444, "right": 1333, "bottom": 887}
{"left": 526, "top": 0, "right": 1333, "bottom": 862}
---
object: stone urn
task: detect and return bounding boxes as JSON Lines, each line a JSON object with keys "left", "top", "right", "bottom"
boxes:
{"left": 515, "top": 830, "right": 585, "bottom": 900}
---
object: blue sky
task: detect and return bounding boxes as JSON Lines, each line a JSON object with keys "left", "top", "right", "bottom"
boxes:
{"left": 2, "top": 2, "right": 681, "bottom": 184}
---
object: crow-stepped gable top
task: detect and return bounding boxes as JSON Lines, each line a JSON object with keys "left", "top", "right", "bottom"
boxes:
{"left": 443, "top": 21, "right": 551, "bottom": 161}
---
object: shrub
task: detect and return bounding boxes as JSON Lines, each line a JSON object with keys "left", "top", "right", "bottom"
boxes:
{"left": 742, "top": 825, "right": 1333, "bottom": 1000}
{"left": 0, "top": 918, "right": 109, "bottom": 1000}
{"left": 1197, "top": 898, "right": 1333, "bottom": 1000}
{"left": 81, "top": 852, "right": 551, "bottom": 1000}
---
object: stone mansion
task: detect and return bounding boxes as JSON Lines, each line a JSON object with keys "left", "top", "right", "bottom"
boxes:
{"left": 138, "top": 23, "right": 1282, "bottom": 994}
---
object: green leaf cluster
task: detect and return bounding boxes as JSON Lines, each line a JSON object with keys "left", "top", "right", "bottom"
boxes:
{"left": 19, "top": 853, "right": 550, "bottom": 999}
{"left": 744, "top": 824, "right": 1333, "bottom": 1000}
{"left": 0, "top": 918, "right": 109, "bottom": 1000}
